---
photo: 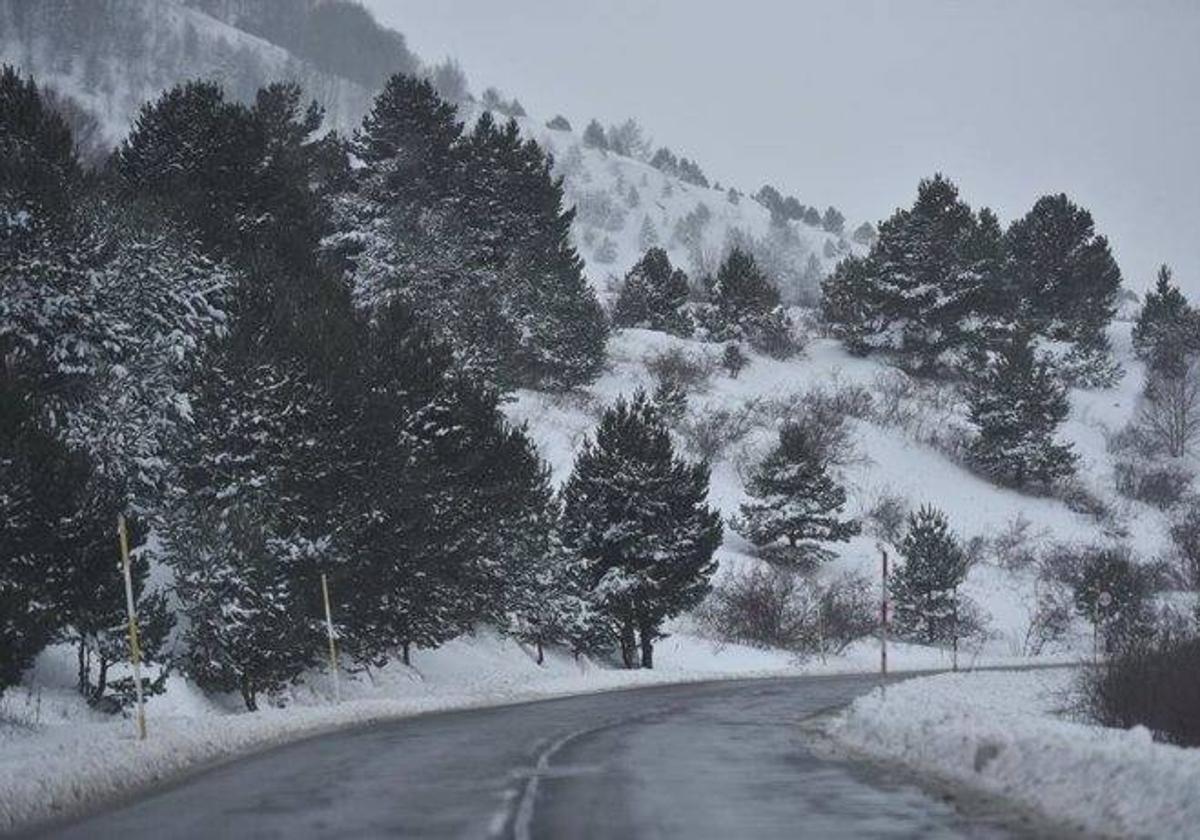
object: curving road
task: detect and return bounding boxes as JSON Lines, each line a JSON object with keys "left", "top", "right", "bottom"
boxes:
{"left": 38, "top": 674, "right": 1048, "bottom": 839}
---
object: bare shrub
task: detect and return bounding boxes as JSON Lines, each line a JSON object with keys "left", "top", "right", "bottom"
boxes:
{"left": 680, "top": 403, "right": 763, "bottom": 461}
{"left": 1075, "top": 634, "right": 1200, "bottom": 746}
{"left": 1137, "top": 360, "right": 1200, "bottom": 458}
{"left": 644, "top": 346, "right": 716, "bottom": 393}
{"left": 698, "top": 566, "right": 810, "bottom": 651}
{"left": 1019, "top": 578, "right": 1075, "bottom": 656}
{"left": 1169, "top": 500, "right": 1200, "bottom": 590}
{"left": 991, "top": 514, "right": 1046, "bottom": 571}
{"left": 1113, "top": 459, "right": 1193, "bottom": 509}
{"left": 862, "top": 490, "right": 910, "bottom": 545}
{"left": 721, "top": 343, "right": 749, "bottom": 378}
{"left": 698, "top": 567, "right": 875, "bottom": 656}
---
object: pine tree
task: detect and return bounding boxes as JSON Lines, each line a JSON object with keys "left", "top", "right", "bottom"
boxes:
{"left": 612, "top": 247, "right": 693, "bottom": 336}
{"left": 864, "top": 174, "right": 982, "bottom": 368}
{"left": 1005, "top": 193, "right": 1121, "bottom": 346}
{"left": 967, "top": 331, "right": 1077, "bottom": 489}
{"left": 1132, "top": 265, "right": 1200, "bottom": 375}
{"left": 0, "top": 64, "right": 78, "bottom": 256}
{"left": 821, "top": 255, "right": 879, "bottom": 355}
{"left": 891, "top": 506, "right": 969, "bottom": 644}
{"left": 734, "top": 421, "right": 860, "bottom": 567}
{"left": 709, "top": 247, "right": 779, "bottom": 322}
{"left": 637, "top": 214, "right": 659, "bottom": 251}
{"left": 161, "top": 346, "right": 329, "bottom": 710}
{"left": 582, "top": 118, "right": 608, "bottom": 150}
{"left": 560, "top": 391, "right": 722, "bottom": 668}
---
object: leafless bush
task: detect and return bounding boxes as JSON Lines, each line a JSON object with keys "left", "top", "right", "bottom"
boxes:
{"left": 1113, "top": 459, "right": 1193, "bottom": 509}
{"left": 1075, "top": 633, "right": 1200, "bottom": 746}
{"left": 573, "top": 189, "right": 627, "bottom": 232}
{"left": 1169, "top": 500, "right": 1200, "bottom": 591}
{"left": 862, "top": 490, "right": 910, "bottom": 545}
{"left": 1137, "top": 360, "right": 1200, "bottom": 458}
{"left": 644, "top": 346, "right": 716, "bottom": 393}
{"left": 990, "top": 514, "right": 1046, "bottom": 571}
{"left": 679, "top": 403, "right": 764, "bottom": 461}
{"left": 1019, "top": 578, "right": 1076, "bottom": 656}
{"left": 698, "top": 567, "right": 875, "bottom": 657}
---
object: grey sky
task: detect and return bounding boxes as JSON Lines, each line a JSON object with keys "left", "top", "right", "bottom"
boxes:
{"left": 366, "top": 0, "right": 1200, "bottom": 296}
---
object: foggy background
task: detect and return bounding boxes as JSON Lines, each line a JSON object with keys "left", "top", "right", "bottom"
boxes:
{"left": 368, "top": 0, "right": 1200, "bottom": 296}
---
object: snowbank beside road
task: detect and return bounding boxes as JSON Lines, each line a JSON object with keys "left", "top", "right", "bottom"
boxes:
{"left": 829, "top": 668, "right": 1200, "bottom": 839}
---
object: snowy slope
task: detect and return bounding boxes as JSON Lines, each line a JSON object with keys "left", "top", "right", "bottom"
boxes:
{"left": 507, "top": 320, "right": 1167, "bottom": 662}
{"left": 0, "top": 0, "right": 375, "bottom": 142}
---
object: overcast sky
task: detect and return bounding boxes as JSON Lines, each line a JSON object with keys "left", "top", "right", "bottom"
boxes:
{"left": 367, "top": 0, "right": 1200, "bottom": 296}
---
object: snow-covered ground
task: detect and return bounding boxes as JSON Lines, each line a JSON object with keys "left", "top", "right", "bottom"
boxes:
{"left": 828, "top": 668, "right": 1200, "bottom": 839}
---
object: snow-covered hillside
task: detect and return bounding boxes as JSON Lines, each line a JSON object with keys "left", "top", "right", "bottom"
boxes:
{"left": 0, "top": 0, "right": 376, "bottom": 142}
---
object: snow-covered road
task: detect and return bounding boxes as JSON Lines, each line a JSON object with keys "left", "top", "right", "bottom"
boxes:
{"left": 33, "top": 673, "right": 1046, "bottom": 840}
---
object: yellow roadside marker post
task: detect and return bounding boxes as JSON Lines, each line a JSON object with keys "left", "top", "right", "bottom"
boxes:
{"left": 117, "top": 515, "right": 146, "bottom": 740}
{"left": 322, "top": 573, "right": 341, "bottom": 704}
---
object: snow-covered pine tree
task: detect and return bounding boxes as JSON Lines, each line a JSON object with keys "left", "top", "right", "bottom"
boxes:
{"left": 582, "top": 118, "right": 608, "bottom": 150}
{"left": 0, "top": 395, "right": 80, "bottom": 694}
{"left": 890, "top": 506, "right": 969, "bottom": 644}
{"left": 860, "top": 174, "right": 983, "bottom": 369}
{"left": 161, "top": 348, "right": 328, "bottom": 710}
{"left": 734, "top": 421, "right": 860, "bottom": 568}
{"left": 1005, "top": 193, "right": 1121, "bottom": 347}
{"left": 637, "top": 214, "right": 660, "bottom": 251}
{"left": 462, "top": 113, "right": 608, "bottom": 388}
{"left": 612, "top": 247, "right": 693, "bottom": 336}
{"left": 1132, "top": 265, "right": 1200, "bottom": 375}
{"left": 820, "top": 255, "right": 879, "bottom": 356}
{"left": 560, "top": 391, "right": 722, "bottom": 668}
{"left": 967, "top": 331, "right": 1077, "bottom": 489}
{"left": 0, "top": 64, "right": 78, "bottom": 257}
{"left": 701, "top": 247, "right": 797, "bottom": 357}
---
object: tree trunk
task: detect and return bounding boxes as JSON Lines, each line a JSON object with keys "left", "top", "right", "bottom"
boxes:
{"left": 535, "top": 640, "right": 545, "bottom": 666}
{"left": 76, "top": 639, "right": 88, "bottom": 696}
{"left": 92, "top": 655, "right": 108, "bottom": 703}
{"left": 620, "top": 620, "right": 637, "bottom": 669}
{"left": 240, "top": 676, "right": 257, "bottom": 712}
{"left": 401, "top": 641, "right": 411, "bottom": 667}
{"left": 639, "top": 628, "right": 654, "bottom": 669}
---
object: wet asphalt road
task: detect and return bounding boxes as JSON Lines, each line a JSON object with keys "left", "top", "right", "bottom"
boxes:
{"left": 39, "top": 673, "right": 1046, "bottom": 840}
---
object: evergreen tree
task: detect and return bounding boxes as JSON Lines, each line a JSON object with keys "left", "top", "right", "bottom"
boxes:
{"left": 612, "top": 247, "right": 693, "bottom": 336}
{"left": 890, "top": 506, "right": 969, "bottom": 644}
{"left": 1132, "top": 265, "right": 1200, "bottom": 375}
{"left": 703, "top": 248, "right": 797, "bottom": 357}
{"left": 862, "top": 174, "right": 982, "bottom": 368}
{"left": 0, "top": 64, "right": 79, "bottom": 256}
{"left": 711, "top": 248, "right": 779, "bottom": 317}
{"left": 560, "top": 391, "right": 722, "bottom": 668}
{"left": 582, "top": 118, "right": 608, "bottom": 150}
{"left": 821, "top": 255, "right": 879, "bottom": 355}
{"left": 1005, "top": 193, "right": 1121, "bottom": 346}
{"left": 967, "top": 331, "right": 1077, "bottom": 489}
{"left": 161, "top": 348, "right": 328, "bottom": 710}
{"left": 734, "top": 421, "right": 860, "bottom": 567}
{"left": 821, "top": 206, "right": 845, "bottom": 235}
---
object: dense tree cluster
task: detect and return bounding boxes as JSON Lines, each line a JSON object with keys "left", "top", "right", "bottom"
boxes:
{"left": 0, "top": 65, "right": 705, "bottom": 708}
{"left": 327, "top": 76, "right": 607, "bottom": 390}
{"left": 822, "top": 174, "right": 1121, "bottom": 383}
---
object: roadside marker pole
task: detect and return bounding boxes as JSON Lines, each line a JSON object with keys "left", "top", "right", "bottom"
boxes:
{"left": 117, "top": 515, "right": 146, "bottom": 741}
{"left": 878, "top": 544, "right": 889, "bottom": 685}
{"left": 322, "top": 574, "right": 341, "bottom": 704}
